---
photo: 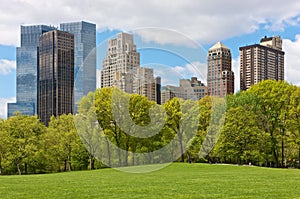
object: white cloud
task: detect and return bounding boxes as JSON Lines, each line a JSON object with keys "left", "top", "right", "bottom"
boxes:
{"left": 153, "top": 61, "right": 206, "bottom": 86}
{"left": 0, "top": 97, "right": 16, "bottom": 119}
{"left": 0, "top": 59, "right": 16, "bottom": 75}
{"left": 96, "top": 69, "right": 101, "bottom": 88}
{"left": 283, "top": 35, "right": 300, "bottom": 86}
{"left": 232, "top": 57, "right": 240, "bottom": 93}
{"left": 1, "top": 0, "right": 300, "bottom": 46}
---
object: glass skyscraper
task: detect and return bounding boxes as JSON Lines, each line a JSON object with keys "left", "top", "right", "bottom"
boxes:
{"left": 7, "top": 25, "right": 55, "bottom": 117}
{"left": 60, "top": 21, "right": 96, "bottom": 112}
{"left": 38, "top": 30, "right": 74, "bottom": 126}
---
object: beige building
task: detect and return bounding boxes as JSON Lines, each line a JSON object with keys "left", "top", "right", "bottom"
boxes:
{"left": 161, "top": 77, "right": 207, "bottom": 104}
{"left": 136, "top": 67, "right": 157, "bottom": 102}
{"left": 101, "top": 32, "right": 160, "bottom": 103}
{"left": 207, "top": 42, "right": 234, "bottom": 97}
{"left": 101, "top": 32, "right": 140, "bottom": 93}
{"left": 240, "top": 36, "right": 284, "bottom": 90}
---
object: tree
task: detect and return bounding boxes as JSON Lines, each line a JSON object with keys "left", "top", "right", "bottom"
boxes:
{"left": 247, "top": 80, "right": 296, "bottom": 167}
{"left": 288, "top": 86, "right": 300, "bottom": 168}
{"left": 46, "top": 114, "right": 86, "bottom": 171}
{"left": 4, "top": 114, "right": 45, "bottom": 175}
{"left": 76, "top": 92, "right": 103, "bottom": 170}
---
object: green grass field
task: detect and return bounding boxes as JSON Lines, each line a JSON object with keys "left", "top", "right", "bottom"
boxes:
{"left": 0, "top": 163, "right": 300, "bottom": 199}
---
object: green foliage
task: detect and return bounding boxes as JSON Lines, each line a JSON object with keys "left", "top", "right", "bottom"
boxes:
{"left": 1, "top": 80, "right": 300, "bottom": 174}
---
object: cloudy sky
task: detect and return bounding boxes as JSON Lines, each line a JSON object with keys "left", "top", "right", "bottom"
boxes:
{"left": 1, "top": 0, "right": 300, "bottom": 118}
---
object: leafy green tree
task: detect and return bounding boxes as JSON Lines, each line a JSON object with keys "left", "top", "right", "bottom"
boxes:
{"left": 0, "top": 118, "right": 13, "bottom": 175}
{"left": 288, "top": 86, "right": 300, "bottom": 168}
{"left": 46, "top": 114, "right": 86, "bottom": 171}
{"left": 4, "top": 114, "right": 45, "bottom": 175}
{"left": 247, "top": 80, "right": 296, "bottom": 167}
{"left": 76, "top": 92, "right": 104, "bottom": 170}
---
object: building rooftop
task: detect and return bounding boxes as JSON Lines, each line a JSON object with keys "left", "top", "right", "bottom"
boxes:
{"left": 209, "top": 41, "right": 229, "bottom": 50}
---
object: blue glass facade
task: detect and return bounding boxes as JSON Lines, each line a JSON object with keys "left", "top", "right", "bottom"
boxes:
{"left": 7, "top": 103, "right": 35, "bottom": 117}
{"left": 7, "top": 25, "right": 55, "bottom": 117}
{"left": 60, "top": 21, "right": 96, "bottom": 112}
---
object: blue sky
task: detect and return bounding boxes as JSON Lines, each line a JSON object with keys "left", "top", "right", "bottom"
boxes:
{"left": 1, "top": 0, "right": 300, "bottom": 118}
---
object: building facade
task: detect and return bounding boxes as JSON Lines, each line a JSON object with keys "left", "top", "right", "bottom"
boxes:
{"left": 7, "top": 25, "right": 55, "bottom": 117}
{"left": 101, "top": 32, "right": 140, "bottom": 93}
{"left": 136, "top": 67, "right": 157, "bottom": 102}
{"left": 38, "top": 30, "right": 74, "bottom": 126}
{"left": 60, "top": 21, "right": 96, "bottom": 112}
{"left": 240, "top": 36, "right": 284, "bottom": 90}
{"left": 161, "top": 77, "right": 207, "bottom": 104}
{"left": 207, "top": 42, "right": 234, "bottom": 97}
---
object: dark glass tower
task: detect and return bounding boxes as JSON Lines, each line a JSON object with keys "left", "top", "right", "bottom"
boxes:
{"left": 7, "top": 25, "right": 55, "bottom": 117}
{"left": 60, "top": 21, "right": 96, "bottom": 113}
{"left": 38, "top": 30, "right": 74, "bottom": 126}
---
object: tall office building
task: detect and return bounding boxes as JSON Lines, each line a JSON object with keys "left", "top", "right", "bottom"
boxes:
{"left": 7, "top": 25, "right": 55, "bottom": 117}
{"left": 60, "top": 21, "right": 96, "bottom": 112}
{"left": 38, "top": 30, "right": 74, "bottom": 126}
{"left": 207, "top": 42, "right": 234, "bottom": 97}
{"left": 101, "top": 32, "right": 140, "bottom": 93}
{"left": 240, "top": 36, "right": 284, "bottom": 90}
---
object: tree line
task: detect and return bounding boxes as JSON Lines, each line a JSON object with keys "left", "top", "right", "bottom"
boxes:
{"left": 0, "top": 80, "right": 299, "bottom": 175}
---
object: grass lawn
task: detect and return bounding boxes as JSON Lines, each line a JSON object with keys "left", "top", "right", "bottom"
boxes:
{"left": 0, "top": 163, "right": 300, "bottom": 199}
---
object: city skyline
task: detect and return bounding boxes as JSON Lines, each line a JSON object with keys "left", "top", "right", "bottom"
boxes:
{"left": 1, "top": 0, "right": 300, "bottom": 118}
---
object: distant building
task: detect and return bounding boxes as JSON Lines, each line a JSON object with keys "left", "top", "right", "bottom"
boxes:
{"left": 161, "top": 77, "right": 207, "bottom": 104}
{"left": 60, "top": 21, "right": 96, "bottom": 112}
{"left": 155, "top": 77, "right": 161, "bottom": 104}
{"left": 136, "top": 67, "right": 157, "bottom": 102}
{"left": 101, "top": 32, "right": 140, "bottom": 93}
{"left": 38, "top": 30, "right": 74, "bottom": 126}
{"left": 207, "top": 42, "right": 234, "bottom": 97}
{"left": 7, "top": 25, "right": 55, "bottom": 117}
{"left": 240, "top": 36, "right": 284, "bottom": 90}
{"left": 101, "top": 32, "right": 161, "bottom": 104}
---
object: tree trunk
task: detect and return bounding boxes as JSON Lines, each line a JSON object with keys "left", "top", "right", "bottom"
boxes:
{"left": 106, "top": 138, "right": 111, "bottom": 167}
{"left": 68, "top": 155, "right": 72, "bottom": 171}
{"left": 90, "top": 156, "right": 95, "bottom": 170}
{"left": 24, "top": 163, "right": 28, "bottom": 174}
{"left": 64, "top": 160, "right": 67, "bottom": 172}
{"left": 132, "top": 152, "right": 135, "bottom": 166}
{"left": 298, "top": 147, "right": 300, "bottom": 169}
{"left": 0, "top": 157, "right": 2, "bottom": 175}
{"left": 281, "top": 131, "right": 285, "bottom": 168}
{"left": 178, "top": 129, "right": 184, "bottom": 162}
{"left": 17, "top": 163, "right": 22, "bottom": 175}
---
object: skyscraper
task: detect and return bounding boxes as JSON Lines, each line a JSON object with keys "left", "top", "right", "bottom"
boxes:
{"left": 240, "top": 36, "right": 284, "bottom": 90}
{"left": 60, "top": 21, "right": 96, "bottom": 112}
{"left": 101, "top": 32, "right": 140, "bottom": 94}
{"left": 207, "top": 42, "right": 234, "bottom": 97}
{"left": 38, "top": 30, "right": 74, "bottom": 126}
{"left": 7, "top": 25, "right": 55, "bottom": 117}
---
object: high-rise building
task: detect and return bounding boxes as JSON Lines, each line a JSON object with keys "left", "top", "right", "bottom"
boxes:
{"left": 101, "top": 32, "right": 140, "bottom": 93}
{"left": 207, "top": 42, "right": 234, "bottom": 97}
{"left": 240, "top": 36, "right": 284, "bottom": 90}
{"left": 136, "top": 67, "right": 157, "bottom": 102}
{"left": 60, "top": 21, "right": 96, "bottom": 112}
{"left": 7, "top": 25, "right": 55, "bottom": 117}
{"left": 38, "top": 30, "right": 74, "bottom": 126}
{"left": 161, "top": 77, "right": 207, "bottom": 104}
{"left": 155, "top": 77, "right": 161, "bottom": 105}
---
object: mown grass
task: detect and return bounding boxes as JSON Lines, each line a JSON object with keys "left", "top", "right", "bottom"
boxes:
{"left": 0, "top": 163, "right": 300, "bottom": 199}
